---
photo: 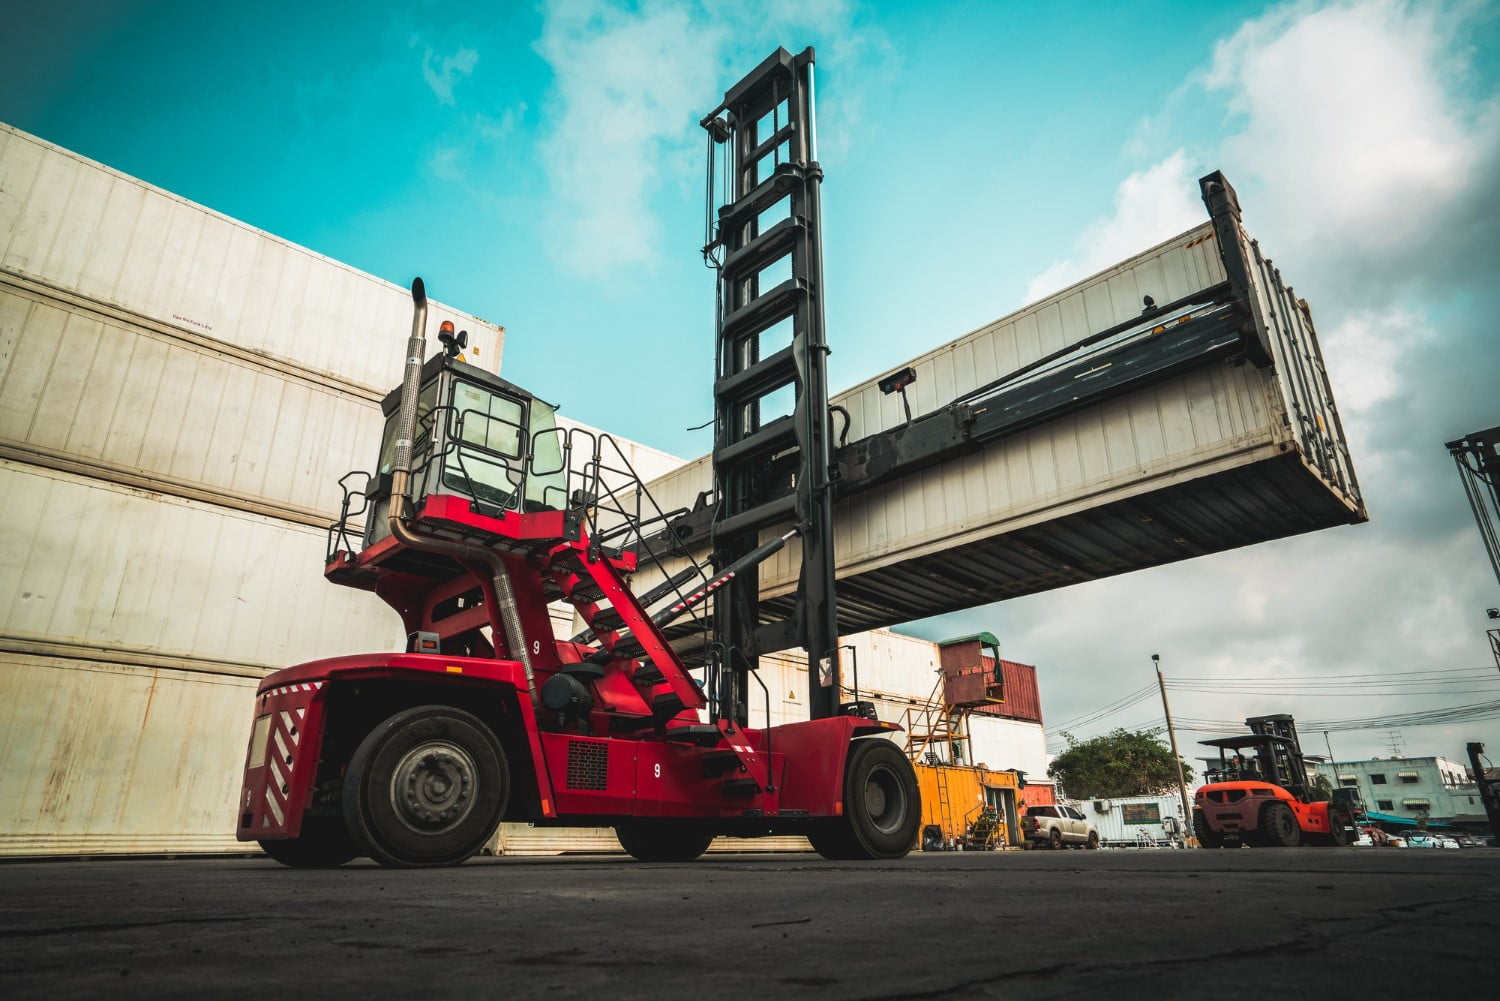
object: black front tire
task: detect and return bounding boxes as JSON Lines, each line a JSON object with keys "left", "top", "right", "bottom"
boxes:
{"left": 259, "top": 818, "right": 358, "bottom": 868}
{"left": 1086, "top": 831, "right": 1100, "bottom": 850}
{"left": 1193, "top": 811, "right": 1225, "bottom": 849}
{"left": 1258, "top": 802, "right": 1301, "bottom": 847}
{"left": 615, "top": 822, "right": 716, "bottom": 862}
{"left": 808, "top": 739, "right": 921, "bottom": 861}
{"left": 342, "top": 706, "right": 508, "bottom": 868}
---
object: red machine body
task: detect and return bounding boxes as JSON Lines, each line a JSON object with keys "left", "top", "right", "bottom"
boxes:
{"left": 236, "top": 344, "right": 915, "bottom": 867}
{"left": 238, "top": 48, "right": 922, "bottom": 868}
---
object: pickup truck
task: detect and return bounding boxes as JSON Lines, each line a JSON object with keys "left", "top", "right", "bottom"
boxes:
{"left": 1024, "top": 805, "right": 1100, "bottom": 849}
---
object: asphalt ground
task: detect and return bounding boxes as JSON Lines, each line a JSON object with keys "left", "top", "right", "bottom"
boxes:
{"left": 2, "top": 847, "right": 1496, "bottom": 1000}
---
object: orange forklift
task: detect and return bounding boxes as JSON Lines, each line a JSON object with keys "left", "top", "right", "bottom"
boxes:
{"left": 1193, "top": 714, "right": 1361, "bottom": 847}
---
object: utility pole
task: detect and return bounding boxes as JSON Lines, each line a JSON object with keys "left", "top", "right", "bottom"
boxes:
{"left": 1153, "top": 654, "right": 1195, "bottom": 846}
{"left": 1323, "top": 730, "right": 1337, "bottom": 790}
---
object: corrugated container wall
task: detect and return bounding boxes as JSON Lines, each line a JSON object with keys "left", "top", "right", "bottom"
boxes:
{"left": 977, "top": 658, "right": 1043, "bottom": 724}
{"left": 630, "top": 199, "right": 1364, "bottom": 638}
{"left": 1078, "top": 794, "right": 1186, "bottom": 846}
{"left": 2, "top": 123, "right": 522, "bottom": 856}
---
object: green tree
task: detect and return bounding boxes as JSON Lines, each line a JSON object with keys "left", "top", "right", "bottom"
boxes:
{"left": 1308, "top": 773, "right": 1334, "bottom": 802}
{"left": 1047, "top": 728, "right": 1195, "bottom": 799}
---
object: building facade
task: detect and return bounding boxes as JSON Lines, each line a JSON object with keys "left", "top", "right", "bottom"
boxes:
{"left": 1314, "top": 756, "right": 1483, "bottom": 825}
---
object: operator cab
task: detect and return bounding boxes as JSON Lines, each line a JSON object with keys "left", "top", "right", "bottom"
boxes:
{"left": 1199, "top": 734, "right": 1305, "bottom": 796}
{"left": 363, "top": 351, "right": 566, "bottom": 550}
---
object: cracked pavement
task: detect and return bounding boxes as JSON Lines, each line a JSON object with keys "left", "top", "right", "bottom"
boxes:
{"left": 1, "top": 848, "right": 1495, "bottom": 999}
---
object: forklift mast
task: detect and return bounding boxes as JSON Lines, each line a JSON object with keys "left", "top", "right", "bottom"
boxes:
{"left": 1244, "top": 714, "right": 1309, "bottom": 798}
{"left": 700, "top": 47, "right": 841, "bottom": 722}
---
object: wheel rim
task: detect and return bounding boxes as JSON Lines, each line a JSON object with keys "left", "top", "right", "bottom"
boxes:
{"left": 388, "top": 739, "right": 477, "bottom": 835}
{"left": 862, "top": 764, "right": 907, "bottom": 835}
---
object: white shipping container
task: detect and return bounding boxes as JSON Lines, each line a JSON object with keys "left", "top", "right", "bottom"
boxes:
{"left": 632, "top": 207, "right": 1364, "bottom": 638}
{"left": 1077, "top": 794, "right": 1186, "bottom": 847}
{"left": 0, "top": 124, "right": 691, "bottom": 856}
{"left": 1, "top": 124, "right": 504, "bottom": 393}
{"left": 0, "top": 654, "right": 256, "bottom": 856}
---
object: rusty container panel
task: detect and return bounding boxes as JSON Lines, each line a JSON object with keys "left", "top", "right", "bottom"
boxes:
{"left": 976, "top": 659, "right": 1043, "bottom": 724}
{"left": 944, "top": 667, "right": 1001, "bottom": 708}
{"left": 938, "top": 638, "right": 983, "bottom": 676}
{"left": 1020, "top": 784, "right": 1057, "bottom": 809}
{"left": 0, "top": 654, "right": 255, "bottom": 855}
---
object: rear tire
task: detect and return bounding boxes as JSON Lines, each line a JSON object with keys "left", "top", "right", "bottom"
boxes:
{"left": 809, "top": 740, "right": 920, "bottom": 860}
{"left": 1049, "top": 828, "right": 1063, "bottom": 850}
{"left": 1326, "top": 810, "right": 1350, "bottom": 846}
{"left": 342, "top": 706, "right": 508, "bottom": 868}
{"left": 615, "top": 822, "right": 715, "bottom": 862}
{"left": 259, "top": 818, "right": 358, "bottom": 868}
{"left": 1258, "top": 802, "right": 1300, "bottom": 847}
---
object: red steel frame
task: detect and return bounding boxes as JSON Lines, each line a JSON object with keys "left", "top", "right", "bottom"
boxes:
{"left": 238, "top": 493, "right": 901, "bottom": 843}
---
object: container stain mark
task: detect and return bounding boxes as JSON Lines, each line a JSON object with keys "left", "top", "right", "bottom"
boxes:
{"left": 750, "top": 916, "right": 811, "bottom": 929}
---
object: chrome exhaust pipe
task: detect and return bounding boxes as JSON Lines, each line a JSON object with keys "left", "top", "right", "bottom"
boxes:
{"left": 387, "top": 278, "right": 538, "bottom": 702}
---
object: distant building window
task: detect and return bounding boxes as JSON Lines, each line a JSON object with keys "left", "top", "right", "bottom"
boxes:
{"left": 1377, "top": 800, "right": 1394, "bottom": 811}
{"left": 1398, "top": 773, "right": 1420, "bottom": 784}
{"left": 1370, "top": 773, "right": 1386, "bottom": 784}
{"left": 1339, "top": 777, "right": 1358, "bottom": 787}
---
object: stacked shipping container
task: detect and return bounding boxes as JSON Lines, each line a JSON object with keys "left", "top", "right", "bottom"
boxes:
{"left": 0, "top": 124, "right": 681, "bottom": 855}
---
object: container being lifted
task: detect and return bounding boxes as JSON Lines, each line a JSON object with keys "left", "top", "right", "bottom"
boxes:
{"left": 637, "top": 172, "right": 1366, "bottom": 649}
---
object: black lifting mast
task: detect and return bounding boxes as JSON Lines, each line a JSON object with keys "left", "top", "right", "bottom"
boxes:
{"left": 701, "top": 48, "right": 841, "bottom": 722}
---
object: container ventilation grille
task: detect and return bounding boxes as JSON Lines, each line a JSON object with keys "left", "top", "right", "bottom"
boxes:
{"left": 566, "top": 741, "right": 608, "bottom": 791}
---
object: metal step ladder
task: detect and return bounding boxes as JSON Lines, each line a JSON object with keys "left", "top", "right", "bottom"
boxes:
{"left": 701, "top": 47, "right": 840, "bottom": 723}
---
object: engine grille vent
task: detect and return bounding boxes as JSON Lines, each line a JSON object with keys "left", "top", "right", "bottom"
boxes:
{"left": 566, "top": 740, "right": 608, "bottom": 791}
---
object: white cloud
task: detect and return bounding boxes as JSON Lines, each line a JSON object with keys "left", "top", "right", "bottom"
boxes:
{"left": 533, "top": 0, "right": 879, "bottom": 276}
{"left": 534, "top": 1, "right": 725, "bottom": 275}
{"left": 1204, "top": 0, "right": 1481, "bottom": 254}
{"left": 954, "top": 0, "right": 1500, "bottom": 761}
{"left": 422, "top": 45, "right": 479, "bottom": 106}
{"left": 1022, "top": 151, "right": 1204, "bottom": 304}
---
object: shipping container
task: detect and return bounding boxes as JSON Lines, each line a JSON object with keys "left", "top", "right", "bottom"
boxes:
{"left": 976, "top": 658, "right": 1043, "bottom": 724}
{"left": 1077, "top": 794, "right": 1187, "bottom": 847}
{"left": 913, "top": 764, "right": 1023, "bottom": 849}
{"left": 633, "top": 177, "right": 1365, "bottom": 638}
{"left": 0, "top": 124, "right": 504, "bottom": 392}
{"left": 968, "top": 715, "right": 1050, "bottom": 780}
{"left": 0, "top": 125, "right": 685, "bottom": 856}
{"left": 1020, "top": 784, "right": 1057, "bottom": 810}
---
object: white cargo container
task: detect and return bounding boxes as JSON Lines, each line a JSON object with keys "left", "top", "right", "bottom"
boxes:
{"left": 0, "top": 124, "right": 504, "bottom": 392}
{"left": 0, "top": 124, "right": 682, "bottom": 856}
{"left": 633, "top": 178, "right": 1364, "bottom": 639}
{"left": 1077, "top": 794, "right": 1186, "bottom": 848}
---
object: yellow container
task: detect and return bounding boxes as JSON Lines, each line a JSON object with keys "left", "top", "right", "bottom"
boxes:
{"left": 913, "top": 763, "right": 1021, "bottom": 849}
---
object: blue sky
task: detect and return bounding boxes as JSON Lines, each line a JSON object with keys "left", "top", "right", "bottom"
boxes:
{"left": 5, "top": 0, "right": 1500, "bottom": 763}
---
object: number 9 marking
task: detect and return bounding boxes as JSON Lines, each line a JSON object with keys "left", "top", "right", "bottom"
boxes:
{"left": 533, "top": 640, "right": 540, "bottom": 654}
{"left": 654, "top": 764, "right": 661, "bottom": 779}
